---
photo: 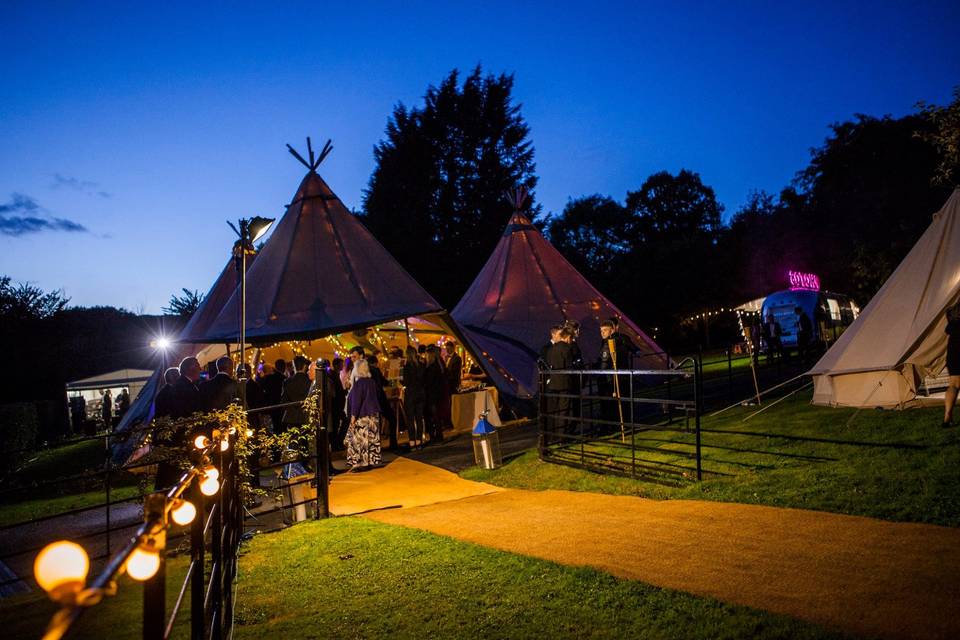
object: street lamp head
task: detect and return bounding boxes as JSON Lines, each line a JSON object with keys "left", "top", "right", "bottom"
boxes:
{"left": 248, "top": 216, "right": 275, "bottom": 243}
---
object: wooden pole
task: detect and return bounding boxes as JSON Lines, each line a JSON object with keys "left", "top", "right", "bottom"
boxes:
{"left": 608, "top": 338, "right": 626, "bottom": 443}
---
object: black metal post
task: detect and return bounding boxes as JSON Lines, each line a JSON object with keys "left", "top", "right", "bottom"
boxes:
{"left": 211, "top": 448, "right": 223, "bottom": 640}
{"left": 142, "top": 495, "right": 166, "bottom": 640}
{"left": 222, "top": 440, "right": 235, "bottom": 640}
{"left": 695, "top": 347, "right": 703, "bottom": 482}
{"left": 630, "top": 371, "right": 636, "bottom": 478}
{"left": 104, "top": 434, "right": 111, "bottom": 556}
{"left": 316, "top": 369, "right": 330, "bottom": 519}
{"left": 189, "top": 479, "right": 204, "bottom": 640}
{"left": 537, "top": 372, "right": 546, "bottom": 459}
{"left": 727, "top": 346, "right": 733, "bottom": 398}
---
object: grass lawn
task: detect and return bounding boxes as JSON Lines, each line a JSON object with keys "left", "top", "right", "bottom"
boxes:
{"left": 0, "top": 485, "right": 143, "bottom": 527}
{"left": 0, "top": 517, "right": 843, "bottom": 639}
{"left": 0, "top": 555, "right": 191, "bottom": 640}
{"left": 0, "top": 438, "right": 145, "bottom": 528}
{"left": 463, "top": 390, "right": 960, "bottom": 527}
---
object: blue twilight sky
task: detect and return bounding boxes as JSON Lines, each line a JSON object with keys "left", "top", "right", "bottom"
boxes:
{"left": 1, "top": 1, "right": 958, "bottom": 313}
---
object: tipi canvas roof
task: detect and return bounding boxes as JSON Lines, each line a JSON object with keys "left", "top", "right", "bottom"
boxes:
{"left": 178, "top": 256, "right": 255, "bottom": 343}
{"left": 202, "top": 155, "right": 443, "bottom": 343}
{"left": 810, "top": 189, "right": 960, "bottom": 408}
{"left": 453, "top": 210, "right": 667, "bottom": 399}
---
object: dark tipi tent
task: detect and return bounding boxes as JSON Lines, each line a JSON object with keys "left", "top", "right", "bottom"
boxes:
{"left": 179, "top": 253, "right": 257, "bottom": 343}
{"left": 201, "top": 139, "right": 446, "bottom": 344}
{"left": 452, "top": 189, "right": 668, "bottom": 401}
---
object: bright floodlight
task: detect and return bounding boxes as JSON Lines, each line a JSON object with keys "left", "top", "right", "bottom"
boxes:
{"left": 248, "top": 216, "right": 275, "bottom": 243}
{"left": 156, "top": 337, "right": 171, "bottom": 350}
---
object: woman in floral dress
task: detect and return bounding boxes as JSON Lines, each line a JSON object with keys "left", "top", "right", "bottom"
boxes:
{"left": 345, "top": 359, "right": 383, "bottom": 470}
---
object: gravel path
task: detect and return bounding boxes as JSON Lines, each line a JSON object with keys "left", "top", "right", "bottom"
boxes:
{"left": 359, "top": 458, "right": 960, "bottom": 640}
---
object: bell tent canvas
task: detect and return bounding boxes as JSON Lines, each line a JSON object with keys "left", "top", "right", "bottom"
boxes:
{"left": 810, "top": 188, "right": 960, "bottom": 408}
{"left": 452, "top": 189, "right": 668, "bottom": 401}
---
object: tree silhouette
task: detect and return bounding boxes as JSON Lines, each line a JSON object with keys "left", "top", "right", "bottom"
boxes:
{"left": 0, "top": 276, "right": 69, "bottom": 322}
{"left": 362, "top": 66, "right": 538, "bottom": 306}
{"left": 163, "top": 288, "right": 203, "bottom": 317}
{"left": 546, "top": 195, "right": 632, "bottom": 282}
{"left": 916, "top": 86, "right": 960, "bottom": 187}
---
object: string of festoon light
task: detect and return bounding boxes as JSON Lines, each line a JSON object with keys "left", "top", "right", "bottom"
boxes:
{"left": 32, "top": 427, "right": 241, "bottom": 640}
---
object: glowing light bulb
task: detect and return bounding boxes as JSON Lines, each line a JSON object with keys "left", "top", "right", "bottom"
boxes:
{"left": 170, "top": 499, "right": 197, "bottom": 526}
{"left": 126, "top": 546, "right": 160, "bottom": 581}
{"left": 34, "top": 541, "right": 89, "bottom": 600}
{"left": 200, "top": 475, "right": 220, "bottom": 496}
{"left": 245, "top": 428, "right": 253, "bottom": 438}
{"left": 203, "top": 466, "right": 219, "bottom": 481}
{"left": 219, "top": 439, "right": 229, "bottom": 452}
{"left": 194, "top": 435, "right": 210, "bottom": 449}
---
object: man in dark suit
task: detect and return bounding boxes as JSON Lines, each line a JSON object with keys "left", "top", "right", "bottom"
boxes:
{"left": 597, "top": 319, "right": 637, "bottom": 434}
{"left": 153, "top": 367, "right": 181, "bottom": 418}
{"left": 538, "top": 325, "right": 563, "bottom": 366}
{"left": 156, "top": 357, "right": 202, "bottom": 490}
{"left": 329, "top": 357, "right": 347, "bottom": 448}
{"left": 443, "top": 342, "right": 463, "bottom": 393}
{"left": 170, "top": 357, "right": 202, "bottom": 419}
{"left": 280, "top": 356, "right": 311, "bottom": 434}
{"left": 260, "top": 359, "right": 287, "bottom": 434}
{"left": 200, "top": 356, "right": 239, "bottom": 412}
{"left": 543, "top": 328, "right": 579, "bottom": 444}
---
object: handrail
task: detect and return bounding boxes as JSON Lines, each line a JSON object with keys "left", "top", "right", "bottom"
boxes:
{"left": 32, "top": 377, "right": 333, "bottom": 640}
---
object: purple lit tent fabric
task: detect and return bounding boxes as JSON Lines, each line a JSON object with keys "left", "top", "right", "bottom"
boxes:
{"left": 201, "top": 169, "right": 444, "bottom": 343}
{"left": 452, "top": 212, "right": 668, "bottom": 400}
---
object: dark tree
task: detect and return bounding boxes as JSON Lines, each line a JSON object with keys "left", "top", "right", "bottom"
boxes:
{"left": 916, "top": 86, "right": 960, "bottom": 187}
{"left": 0, "top": 276, "right": 69, "bottom": 322}
{"left": 363, "top": 66, "right": 538, "bottom": 306}
{"left": 546, "top": 195, "right": 632, "bottom": 282}
{"left": 625, "top": 169, "right": 724, "bottom": 245}
{"left": 795, "top": 113, "right": 951, "bottom": 302}
{"left": 163, "top": 288, "right": 203, "bottom": 317}
{"left": 617, "top": 170, "right": 726, "bottom": 327}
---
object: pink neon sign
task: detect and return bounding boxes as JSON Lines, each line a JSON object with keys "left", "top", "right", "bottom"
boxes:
{"left": 788, "top": 270, "right": 820, "bottom": 291}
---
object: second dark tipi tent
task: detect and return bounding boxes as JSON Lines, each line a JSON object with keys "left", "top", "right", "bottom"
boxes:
{"left": 452, "top": 190, "right": 668, "bottom": 401}
{"left": 202, "top": 140, "right": 446, "bottom": 343}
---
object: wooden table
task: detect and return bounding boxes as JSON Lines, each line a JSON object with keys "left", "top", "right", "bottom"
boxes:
{"left": 450, "top": 387, "right": 501, "bottom": 433}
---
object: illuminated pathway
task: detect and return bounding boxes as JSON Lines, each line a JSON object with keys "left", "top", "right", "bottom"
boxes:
{"left": 340, "top": 458, "right": 960, "bottom": 640}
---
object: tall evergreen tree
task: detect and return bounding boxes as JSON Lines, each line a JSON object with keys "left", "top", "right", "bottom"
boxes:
{"left": 362, "top": 67, "right": 538, "bottom": 306}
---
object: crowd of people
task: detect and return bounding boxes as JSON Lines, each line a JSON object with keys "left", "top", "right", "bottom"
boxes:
{"left": 152, "top": 341, "right": 471, "bottom": 483}
{"left": 538, "top": 317, "right": 641, "bottom": 439}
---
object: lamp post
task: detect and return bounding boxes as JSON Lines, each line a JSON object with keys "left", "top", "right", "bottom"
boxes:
{"left": 228, "top": 216, "right": 274, "bottom": 408}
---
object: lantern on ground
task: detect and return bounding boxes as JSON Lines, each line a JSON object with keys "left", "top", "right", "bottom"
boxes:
{"left": 472, "top": 411, "right": 502, "bottom": 470}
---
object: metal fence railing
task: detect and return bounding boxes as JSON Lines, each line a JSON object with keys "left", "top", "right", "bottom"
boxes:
{"left": 538, "top": 363, "right": 704, "bottom": 483}
{"left": 22, "top": 368, "right": 337, "bottom": 640}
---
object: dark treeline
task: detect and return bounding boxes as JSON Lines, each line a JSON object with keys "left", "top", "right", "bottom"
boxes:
{"left": 364, "top": 69, "right": 959, "bottom": 349}
{"left": 0, "top": 277, "right": 183, "bottom": 439}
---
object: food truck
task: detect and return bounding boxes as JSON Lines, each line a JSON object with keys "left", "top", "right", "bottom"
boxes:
{"left": 759, "top": 271, "right": 859, "bottom": 351}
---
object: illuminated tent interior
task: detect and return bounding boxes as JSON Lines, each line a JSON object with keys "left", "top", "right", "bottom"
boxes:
{"left": 452, "top": 189, "right": 669, "bottom": 401}
{"left": 810, "top": 189, "right": 960, "bottom": 408}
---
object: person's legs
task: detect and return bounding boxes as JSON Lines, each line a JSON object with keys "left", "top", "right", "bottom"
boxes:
{"left": 943, "top": 375, "right": 960, "bottom": 426}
